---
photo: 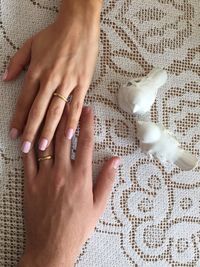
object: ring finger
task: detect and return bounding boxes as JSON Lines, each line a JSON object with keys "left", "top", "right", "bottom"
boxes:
{"left": 37, "top": 139, "right": 54, "bottom": 172}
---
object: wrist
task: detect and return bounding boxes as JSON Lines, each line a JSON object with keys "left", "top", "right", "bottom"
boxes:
{"left": 57, "top": 0, "right": 102, "bottom": 26}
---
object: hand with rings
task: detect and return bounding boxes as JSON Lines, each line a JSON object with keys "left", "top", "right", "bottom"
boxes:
{"left": 4, "top": 0, "right": 102, "bottom": 153}
{"left": 19, "top": 106, "right": 120, "bottom": 267}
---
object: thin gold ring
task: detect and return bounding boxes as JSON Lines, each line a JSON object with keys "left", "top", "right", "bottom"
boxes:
{"left": 38, "top": 155, "right": 53, "bottom": 162}
{"left": 53, "top": 92, "right": 67, "bottom": 102}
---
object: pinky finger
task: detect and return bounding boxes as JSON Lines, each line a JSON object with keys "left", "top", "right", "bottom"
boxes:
{"left": 3, "top": 39, "right": 32, "bottom": 81}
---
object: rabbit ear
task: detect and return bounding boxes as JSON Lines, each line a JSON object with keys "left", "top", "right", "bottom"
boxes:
{"left": 145, "top": 68, "right": 168, "bottom": 88}
{"left": 175, "top": 150, "right": 198, "bottom": 171}
{"left": 132, "top": 104, "right": 140, "bottom": 113}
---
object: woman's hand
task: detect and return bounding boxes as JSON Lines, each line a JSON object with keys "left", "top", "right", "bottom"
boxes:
{"left": 5, "top": 0, "right": 102, "bottom": 153}
{"left": 18, "top": 107, "right": 120, "bottom": 267}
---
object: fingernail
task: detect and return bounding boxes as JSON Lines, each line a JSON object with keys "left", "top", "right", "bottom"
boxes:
{"left": 9, "top": 128, "right": 19, "bottom": 140}
{"left": 66, "top": 128, "right": 74, "bottom": 140}
{"left": 2, "top": 69, "right": 8, "bottom": 81}
{"left": 39, "top": 138, "right": 48, "bottom": 151}
{"left": 113, "top": 158, "right": 120, "bottom": 170}
{"left": 21, "top": 141, "right": 31, "bottom": 153}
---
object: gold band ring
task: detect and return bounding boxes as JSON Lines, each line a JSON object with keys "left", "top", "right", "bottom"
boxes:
{"left": 38, "top": 155, "right": 53, "bottom": 162}
{"left": 53, "top": 92, "right": 67, "bottom": 102}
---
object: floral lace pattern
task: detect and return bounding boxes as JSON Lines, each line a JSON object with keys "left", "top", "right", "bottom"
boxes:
{"left": 0, "top": 0, "right": 199, "bottom": 266}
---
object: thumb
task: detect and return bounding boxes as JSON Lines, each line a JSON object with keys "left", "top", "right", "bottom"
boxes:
{"left": 93, "top": 157, "right": 120, "bottom": 215}
{"left": 3, "top": 38, "right": 32, "bottom": 81}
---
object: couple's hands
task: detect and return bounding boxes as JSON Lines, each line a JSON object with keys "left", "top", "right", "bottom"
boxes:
{"left": 5, "top": 2, "right": 118, "bottom": 266}
{"left": 19, "top": 107, "right": 120, "bottom": 267}
{"left": 5, "top": 0, "right": 101, "bottom": 153}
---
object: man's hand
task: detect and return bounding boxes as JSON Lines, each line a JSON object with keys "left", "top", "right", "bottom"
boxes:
{"left": 18, "top": 107, "right": 120, "bottom": 267}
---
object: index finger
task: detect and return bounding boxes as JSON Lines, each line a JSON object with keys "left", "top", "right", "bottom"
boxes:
{"left": 75, "top": 106, "right": 94, "bottom": 167}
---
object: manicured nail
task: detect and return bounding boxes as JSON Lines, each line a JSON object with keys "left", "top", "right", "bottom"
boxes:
{"left": 2, "top": 69, "right": 8, "bottom": 81}
{"left": 66, "top": 128, "right": 74, "bottom": 140}
{"left": 9, "top": 128, "right": 19, "bottom": 140}
{"left": 39, "top": 138, "right": 48, "bottom": 151}
{"left": 21, "top": 141, "right": 31, "bottom": 153}
{"left": 113, "top": 158, "right": 120, "bottom": 170}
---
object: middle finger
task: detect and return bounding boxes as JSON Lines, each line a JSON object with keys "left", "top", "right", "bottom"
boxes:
{"left": 21, "top": 79, "right": 59, "bottom": 153}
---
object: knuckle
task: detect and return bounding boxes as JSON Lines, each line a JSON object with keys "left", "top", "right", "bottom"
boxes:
{"left": 27, "top": 182, "right": 37, "bottom": 195}
{"left": 54, "top": 173, "right": 65, "bottom": 190}
{"left": 78, "top": 80, "right": 89, "bottom": 91}
{"left": 43, "top": 70, "right": 60, "bottom": 85}
{"left": 78, "top": 74, "right": 91, "bottom": 88}
{"left": 81, "top": 135, "right": 93, "bottom": 147}
{"left": 63, "top": 73, "right": 75, "bottom": 85}
{"left": 42, "top": 70, "right": 52, "bottom": 81}
{"left": 29, "top": 106, "right": 41, "bottom": 120}
{"left": 49, "top": 103, "right": 63, "bottom": 118}
{"left": 72, "top": 100, "right": 83, "bottom": 113}
{"left": 79, "top": 167, "right": 89, "bottom": 179}
{"left": 47, "top": 62, "right": 59, "bottom": 72}
{"left": 42, "top": 128, "right": 53, "bottom": 141}
{"left": 71, "top": 179, "right": 86, "bottom": 196}
{"left": 23, "top": 128, "right": 33, "bottom": 140}
{"left": 26, "top": 67, "right": 38, "bottom": 80}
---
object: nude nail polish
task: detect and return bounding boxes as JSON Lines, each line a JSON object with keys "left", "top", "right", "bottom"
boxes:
{"left": 9, "top": 128, "right": 19, "bottom": 140}
{"left": 66, "top": 128, "right": 74, "bottom": 140}
{"left": 21, "top": 141, "right": 31, "bottom": 153}
{"left": 39, "top": 138, "right": 48, "bottom": 151}
{"left": 2, "top": 69, "right": 8, "bottom": 81}
{"left": 113, "top": 158, "right": 120, "bottom": 170}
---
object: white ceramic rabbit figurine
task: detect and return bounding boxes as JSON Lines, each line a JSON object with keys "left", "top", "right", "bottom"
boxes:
{"left": 118, "top": 68, "right": 168, "bottom": 115}
{"left": 136, "top": 121, "right": 198, "bottom": 171}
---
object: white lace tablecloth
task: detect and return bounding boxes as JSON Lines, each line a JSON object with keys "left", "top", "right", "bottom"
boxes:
{"left": 0, "top": 1, "right": 200, "bottom": 266}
